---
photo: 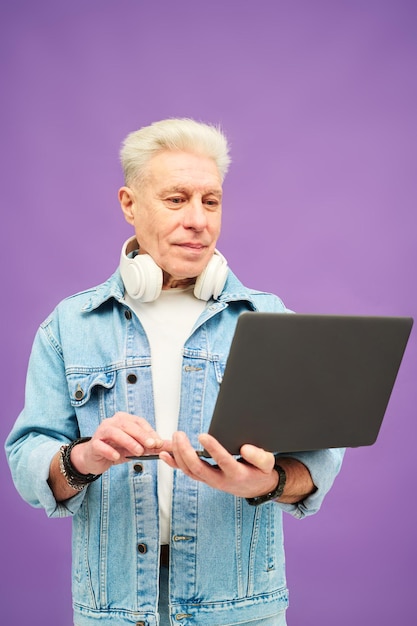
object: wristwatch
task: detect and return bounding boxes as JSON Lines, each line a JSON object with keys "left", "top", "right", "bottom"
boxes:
{"left": 246, "top": 460, "right": 286, "bottom": 506}
{"left": 59, "top": 437, "right": 101, "bottom": 491}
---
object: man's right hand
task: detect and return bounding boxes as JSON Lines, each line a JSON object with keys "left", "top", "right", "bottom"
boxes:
{"left": 48, "top": 412, "right": 170, "bottom": 501}
{"left": 70, "top": 412, "right": 170, "bottom": 475}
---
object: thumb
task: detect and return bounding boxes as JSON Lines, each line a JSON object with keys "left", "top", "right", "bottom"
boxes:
{"left": 240, "top": 444, "right": 275, "bottom": 474}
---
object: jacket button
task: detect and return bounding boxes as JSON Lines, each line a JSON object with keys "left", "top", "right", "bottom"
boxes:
{"left": 74, "top": 385, "right": 84, "bottom": 400}
{"left": 137, "top": 543, "right": 147, "bottom": 554}
{"left": 124, "top": 309, "right": 132, "bottom": 320}
{"left": 127, "top": 373, "right": 137, "bottom": 384}
{"left": 133, "top": 463, "right": 143, "bottom": 473}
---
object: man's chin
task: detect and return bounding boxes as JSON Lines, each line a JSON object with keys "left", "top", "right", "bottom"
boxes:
{"left": 168, "top": 257, "right": 211, "bottom": 279}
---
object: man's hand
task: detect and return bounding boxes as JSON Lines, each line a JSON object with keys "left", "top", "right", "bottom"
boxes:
{"left": 160, "top": 431, "right": 315, "bottom": 503}
{"left": 160, "top": 432, "right": 278, "bottom": 499}
{"left": 49, "top": 412, "right": 171, "bottom": 502}
{"left": 70, "top": 412, "right": 171, "bottom": 476}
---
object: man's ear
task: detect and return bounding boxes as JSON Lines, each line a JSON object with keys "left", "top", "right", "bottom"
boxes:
{"left": 118, "top": 186, "right": 136, "bottom": 225}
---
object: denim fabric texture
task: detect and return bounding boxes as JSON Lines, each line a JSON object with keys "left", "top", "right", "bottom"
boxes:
{"left": 158, "top": 565, "right": 287, "bottom": 626}
{"left": 6, "top": 268, "right": 344, "bottom": 626}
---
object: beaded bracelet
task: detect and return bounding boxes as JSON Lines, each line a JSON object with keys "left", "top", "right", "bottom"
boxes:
{"left": 59, "top": 437, "right": 101, "bottom": 491}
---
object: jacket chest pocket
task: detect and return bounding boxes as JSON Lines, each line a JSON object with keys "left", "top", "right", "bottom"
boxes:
{"left": 67, "top": 370, "right": 117, "bottom": 432}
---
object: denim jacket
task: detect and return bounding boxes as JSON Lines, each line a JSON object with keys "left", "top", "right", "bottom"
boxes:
{"left": 6, "top": 268, "right": 344, "bottom": 626}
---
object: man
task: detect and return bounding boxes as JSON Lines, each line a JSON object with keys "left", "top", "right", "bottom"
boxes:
{"left": 6, "top": 118, "right": 344, "bottom": 626}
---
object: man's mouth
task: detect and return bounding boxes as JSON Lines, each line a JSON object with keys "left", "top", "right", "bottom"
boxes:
{"left": 176, "top": 242, "right": 206, "bottom": 251}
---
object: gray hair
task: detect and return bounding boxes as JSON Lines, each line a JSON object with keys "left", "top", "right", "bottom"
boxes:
{"left": 120, "top": 118, "right": 231, "bottom": 187}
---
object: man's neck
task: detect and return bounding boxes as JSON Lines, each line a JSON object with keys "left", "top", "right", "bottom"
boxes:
{"left": 162, "top": 272, "right": 196, "bottom": 290}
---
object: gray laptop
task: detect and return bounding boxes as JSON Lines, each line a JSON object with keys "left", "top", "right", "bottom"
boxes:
{"left": 207, "top": 312, "right": 413, "bottom": 455}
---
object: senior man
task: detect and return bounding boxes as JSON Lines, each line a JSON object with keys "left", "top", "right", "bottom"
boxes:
{"left": 6, "top": 118, "right": 344, "bottom": 626}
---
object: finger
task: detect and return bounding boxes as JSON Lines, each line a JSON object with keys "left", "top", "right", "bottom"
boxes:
{"left": 198, "top": 433, "right": 238, "bottom": 472}
{"left": 239, "top": 444, "right": 275, "bottom": 474}
{"left": 172, "top": 432, "right": 212, "bottom": 480}
{"left": 91, "top": 438, "right": 122, "bottom": 462}
{"left": 111, "top": 413, "right": 164, "bottom": 448}
{"left": 94, "top": 432, "right": 145, "bottom": 458}
{"left": 99, "top": 416, "right": 163, "bottom": 453}
{"left": 159, "top": 450, "right": 178, "bottom": 468}
{"left": 132, "top": 417, "right": 164, "bottom": 449}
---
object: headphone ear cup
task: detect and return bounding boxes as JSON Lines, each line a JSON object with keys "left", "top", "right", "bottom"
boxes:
{"left": 120, "top": 238, "right": 227, "bottom": 302}
{"left": 120, "top": 238, "right": 163, "bottom": 302}
{"left": 128, "top": 255, "right": 163, "bottom": 302}
{"left": 194, "top": 251, "right": 228, "bottom": 301}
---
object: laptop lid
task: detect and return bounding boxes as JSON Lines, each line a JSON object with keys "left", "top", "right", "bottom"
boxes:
{"left": 207, "top": 313, "right": 413, "bottom": 455}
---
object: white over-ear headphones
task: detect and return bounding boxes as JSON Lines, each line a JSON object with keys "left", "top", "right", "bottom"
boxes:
{"left": 119, "top": 236, "right": 228, "bottom": 302}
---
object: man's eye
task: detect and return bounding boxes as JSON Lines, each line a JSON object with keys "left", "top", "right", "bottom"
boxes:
{"left": 168, "top": 197, "right": 184, "bottom": 204}
{"left": 205, "top": 199, "right": 220, "bottom": 208}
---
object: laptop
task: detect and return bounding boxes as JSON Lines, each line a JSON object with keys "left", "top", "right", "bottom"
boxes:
{"left": 206, "top": 312, "right": 413, "bottom": 455}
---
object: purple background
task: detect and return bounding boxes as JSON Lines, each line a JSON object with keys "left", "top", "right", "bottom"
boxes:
{"left": 1, "top": 1, "right": 416, "bottom": 624}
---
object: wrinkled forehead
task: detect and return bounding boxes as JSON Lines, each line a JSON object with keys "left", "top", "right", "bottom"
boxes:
{"left": 140, "top": 149, "right": 222, "bottom": 192}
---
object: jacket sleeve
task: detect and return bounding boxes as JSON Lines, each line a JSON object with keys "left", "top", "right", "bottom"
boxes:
{"left": 276, "top": 448, "right": 345, "bottom": 519}
{"left": 5, "top": 315, "right": 87, "bottom": 518}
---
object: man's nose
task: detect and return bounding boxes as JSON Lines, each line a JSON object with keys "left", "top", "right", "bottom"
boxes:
{"left": 183, "top": 198, "right": 207, "bottom": 230}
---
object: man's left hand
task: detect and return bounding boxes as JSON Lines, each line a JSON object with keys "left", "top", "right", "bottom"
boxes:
{"left": 160, "top": 431, "right": 278, "bottom": 499}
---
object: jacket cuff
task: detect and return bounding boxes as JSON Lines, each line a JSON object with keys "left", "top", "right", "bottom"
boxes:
{"left": 27, "top": 439, "right": 87, "bottom": 518}
{"left": 276, "top": 448, "right": 345, "bottom": 519}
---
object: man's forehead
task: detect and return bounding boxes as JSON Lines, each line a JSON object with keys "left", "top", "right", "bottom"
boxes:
{"left": 158, "top": 182, "right": 223, "bottom": 196}
{"left": 145, "top": 150, "right": 222, "bottom": 192}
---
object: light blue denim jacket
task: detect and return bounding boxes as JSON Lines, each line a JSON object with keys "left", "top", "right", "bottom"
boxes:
{"left": 6, "top": 268, "right": 344, "bottom": 626}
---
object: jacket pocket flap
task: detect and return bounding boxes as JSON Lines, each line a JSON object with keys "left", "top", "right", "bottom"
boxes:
{"left": 67, "top": 370, "right": 116, "bottom": 406}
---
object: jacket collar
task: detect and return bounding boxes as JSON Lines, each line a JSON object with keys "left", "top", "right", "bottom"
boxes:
{"left": 81, "top": 267, "right": 260, "bottom": 313}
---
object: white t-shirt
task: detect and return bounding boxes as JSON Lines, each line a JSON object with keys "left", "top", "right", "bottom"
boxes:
{"left": 125, "top": 287, "right": 206, "bottom": 544}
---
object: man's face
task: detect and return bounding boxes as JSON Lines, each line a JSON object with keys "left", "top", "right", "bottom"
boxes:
{"left": 119, "top": 150, "right": 223, "bottom": 288}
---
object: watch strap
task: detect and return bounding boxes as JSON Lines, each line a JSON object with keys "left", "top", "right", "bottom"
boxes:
{"left": 246, "top": 460, "right": 286, "bottom": 506}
